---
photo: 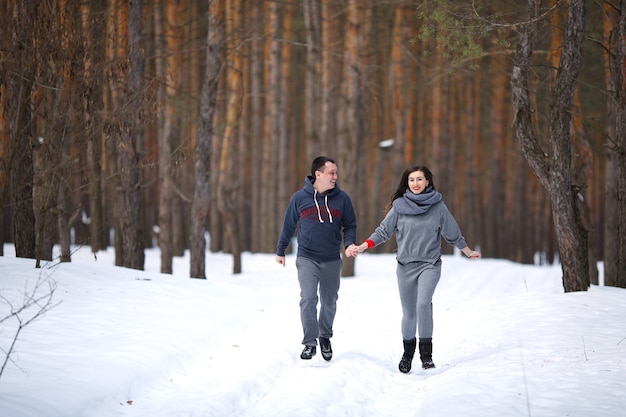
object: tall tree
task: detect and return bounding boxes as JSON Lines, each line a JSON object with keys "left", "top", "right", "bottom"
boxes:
{"left": 116, "top": 0, "right": 146, "bottom": 270}
{"left": 511, "top": 0, "right": 589, "bottom": 291}
{"left": 464, "top": 65, "right": 482, "bottom": 250}
{"left": 0, "top": 0, "right": 11, "bottom": 254}
{"left": 32, "top": 52, "right": 59, "bottom": 264}
{"left": 54, "top": 0, "right": 75, "bottom": 264}
{"left": 389, "top": 5, "right": 409, "bottom": 182}
{"left": 260, "top": 0, "right": 282, "bottom": 253}
{"left": 217, "top": 0, "right": 243, "bottom": 273}
{"left": 303, "top": 0, "right": 322, "bottom": 162}
{"left": 488, "top": 53, "right": 509, "bottom": 260}
{"left": 9, "top": 0, "right": 36, "bottom": 259}
{"left": 548, "top": 0, "right": 597, "bottom": 282}
{"left": 603, "top": 0, "right": 626, "bottom": 288}
{"left": 80, "top": 0, "right": 107, "bottom": 254}
{"left": 320, "top": 1, "right": 342, "bottom": 158}
{"left": 279, "top": 2, "right": 294, "bottom": 225}
{"left": 189, "top": 0, "right": 224, "bottom": 279}
{"left": 155, "top": 0, "right": 184, "bottom": 273}
{"left": 31, "top": 0, "right": 77, "bottom": 265}
{"left": 337, "top": 0, "right": 368, "bottom": 277}
{"left": 248, "top": 1, "right": 263, "bottom": 253}
{"left": 105, "top": 0, "right": 124, "bottom": 266}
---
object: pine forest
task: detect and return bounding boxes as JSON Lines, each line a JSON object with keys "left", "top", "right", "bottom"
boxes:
{"left": 1, "top": 0, "right": 625, "bottom": 291}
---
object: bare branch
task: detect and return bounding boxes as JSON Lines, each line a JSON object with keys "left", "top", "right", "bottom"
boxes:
{"left": 0, "top": 276, "right": 61, "bottom": 379}
{"left": 471, "top": 0, "right": 563, "bottom": 30}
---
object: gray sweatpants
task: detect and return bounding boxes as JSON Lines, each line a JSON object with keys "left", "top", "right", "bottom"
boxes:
{"left": 396, "top": 259, "right": 442, "bottom": 340}
{"left": 295, "top": 256, "right": 342, "bottom": 346}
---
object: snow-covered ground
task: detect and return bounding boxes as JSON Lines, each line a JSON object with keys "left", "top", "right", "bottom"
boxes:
{"left": 1, "top": 244, "right": 624, "bottom": 417}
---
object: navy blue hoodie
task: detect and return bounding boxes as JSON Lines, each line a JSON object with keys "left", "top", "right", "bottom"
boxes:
{"left": 276, "top": 176, "right": 357, "bottom": 262}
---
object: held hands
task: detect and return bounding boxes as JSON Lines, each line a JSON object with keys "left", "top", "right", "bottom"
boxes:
{"left": 345, "top": 243, "right": 368, "bottom": 257}
{"left": 345, "top": 244, "right": 359, "bottom": 257}
{"left": 279, "top": 244, "right": 365, "bottom": 263}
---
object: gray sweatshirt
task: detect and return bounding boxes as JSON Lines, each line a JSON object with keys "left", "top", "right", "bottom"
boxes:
{"left": 366, "top": 198, "right": 467, "bottom": 265}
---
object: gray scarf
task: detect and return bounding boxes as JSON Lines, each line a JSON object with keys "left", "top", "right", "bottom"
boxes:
{"left": 392, "top": 186, "right": 442, "bottom": 215}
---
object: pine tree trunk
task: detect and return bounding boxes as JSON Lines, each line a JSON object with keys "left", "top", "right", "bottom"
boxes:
{"left": 155, "top": 0, "right": 184, "bottom": 274}
{"left": 80, "top": 0, "right": 106, "bottom": 253}
{"left": 603, "top": 0, "right": 626, "bottom": 288}
{"left": 261, "top": 1, "right": 281, "bottom": 253}
{"left": 55, "top": 0, "right": 74, "bottom": 263}
{"left": 0, "top": 1, "right": 10, "bottom": 254}
{"left": 116, "top": 0, "right": 145, "bottom": 270}
{"left": 189, "top": 0, "right": 223, "bottom": 279}
{"left": 321, "top": 1, "right": 342, "bottom": 158}
{"left": 389, "top": 6, "right": 408, "bottom": 183}
{"left": 249, "top": 1, "right": 263, "bottom": 253}
{"left": 217, "top": 0, "right": 243, "bottom": 273}
{"left": 10, "top": 1, "right": 36, "bottom": 259}
{"left": 338, "top": 0, "right": 367, "bottom": 277}
{"left": 303, "top": 0, "right": 321, "bottom": 162}
{"left": 106, "top": 0, "right": 124, "bottom": 266}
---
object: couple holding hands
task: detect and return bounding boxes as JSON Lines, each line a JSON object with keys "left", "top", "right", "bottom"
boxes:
{"left": 275, "top": 156, "right": 480, "bottom": 373}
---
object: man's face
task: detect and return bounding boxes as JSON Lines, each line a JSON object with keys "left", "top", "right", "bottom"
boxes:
{"left": 315, "top": 162, "right": 338, "bottom": 193}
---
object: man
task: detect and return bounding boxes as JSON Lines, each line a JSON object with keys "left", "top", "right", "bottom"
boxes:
{"left": 276, "top": 156, "right": 358, "bottom": 361}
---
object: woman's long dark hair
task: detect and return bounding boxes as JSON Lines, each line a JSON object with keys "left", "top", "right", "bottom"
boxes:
{"left": 385, "top": 165, "right": 435, "bottom": 212}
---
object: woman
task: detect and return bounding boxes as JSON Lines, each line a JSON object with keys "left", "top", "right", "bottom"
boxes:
{"left": 354, "top": 165, "right": 480, "bottom": 373}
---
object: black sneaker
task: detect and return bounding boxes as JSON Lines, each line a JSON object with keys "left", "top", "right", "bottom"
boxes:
{"left": 300, "top": 345, "right": 316, "bottom": 360}
{"left": 422, "top": 360, "right": 436, "bottom": 369}
{"left": 319, "top": 337, "right": 333, "bottom": 361}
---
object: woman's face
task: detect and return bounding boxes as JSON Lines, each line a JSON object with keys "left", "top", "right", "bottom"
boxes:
{"left": 407, "top": 170, "right": 429, "bottom": 194}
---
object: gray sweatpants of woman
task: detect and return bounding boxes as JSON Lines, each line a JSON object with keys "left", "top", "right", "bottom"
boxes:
{"left": 296, "top": 256, "right": 342, "bottom": 347}
{"left": 396, "top": 259, "right": 441, "bottom": 340}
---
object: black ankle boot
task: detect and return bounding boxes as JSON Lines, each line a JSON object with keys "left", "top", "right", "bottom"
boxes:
{"left": 419, "top": 338, "right": 436, "bottom": 369}
{"left": 398, "top": 338, "right": 416, "bottom": 373}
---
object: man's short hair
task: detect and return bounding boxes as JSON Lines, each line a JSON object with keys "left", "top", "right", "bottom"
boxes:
{"left": 311, "top": 156, "right": 335, "bottom": 178}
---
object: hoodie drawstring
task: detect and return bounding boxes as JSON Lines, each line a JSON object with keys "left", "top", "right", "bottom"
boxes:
{"left": 324, "top": 195, "right": 333, "bottom": 223}
{"left": 313, "top": 190, "right": 333, "bottom": 223}
{"left": 314, "top": 190, "right": 324, "bottom": 223}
